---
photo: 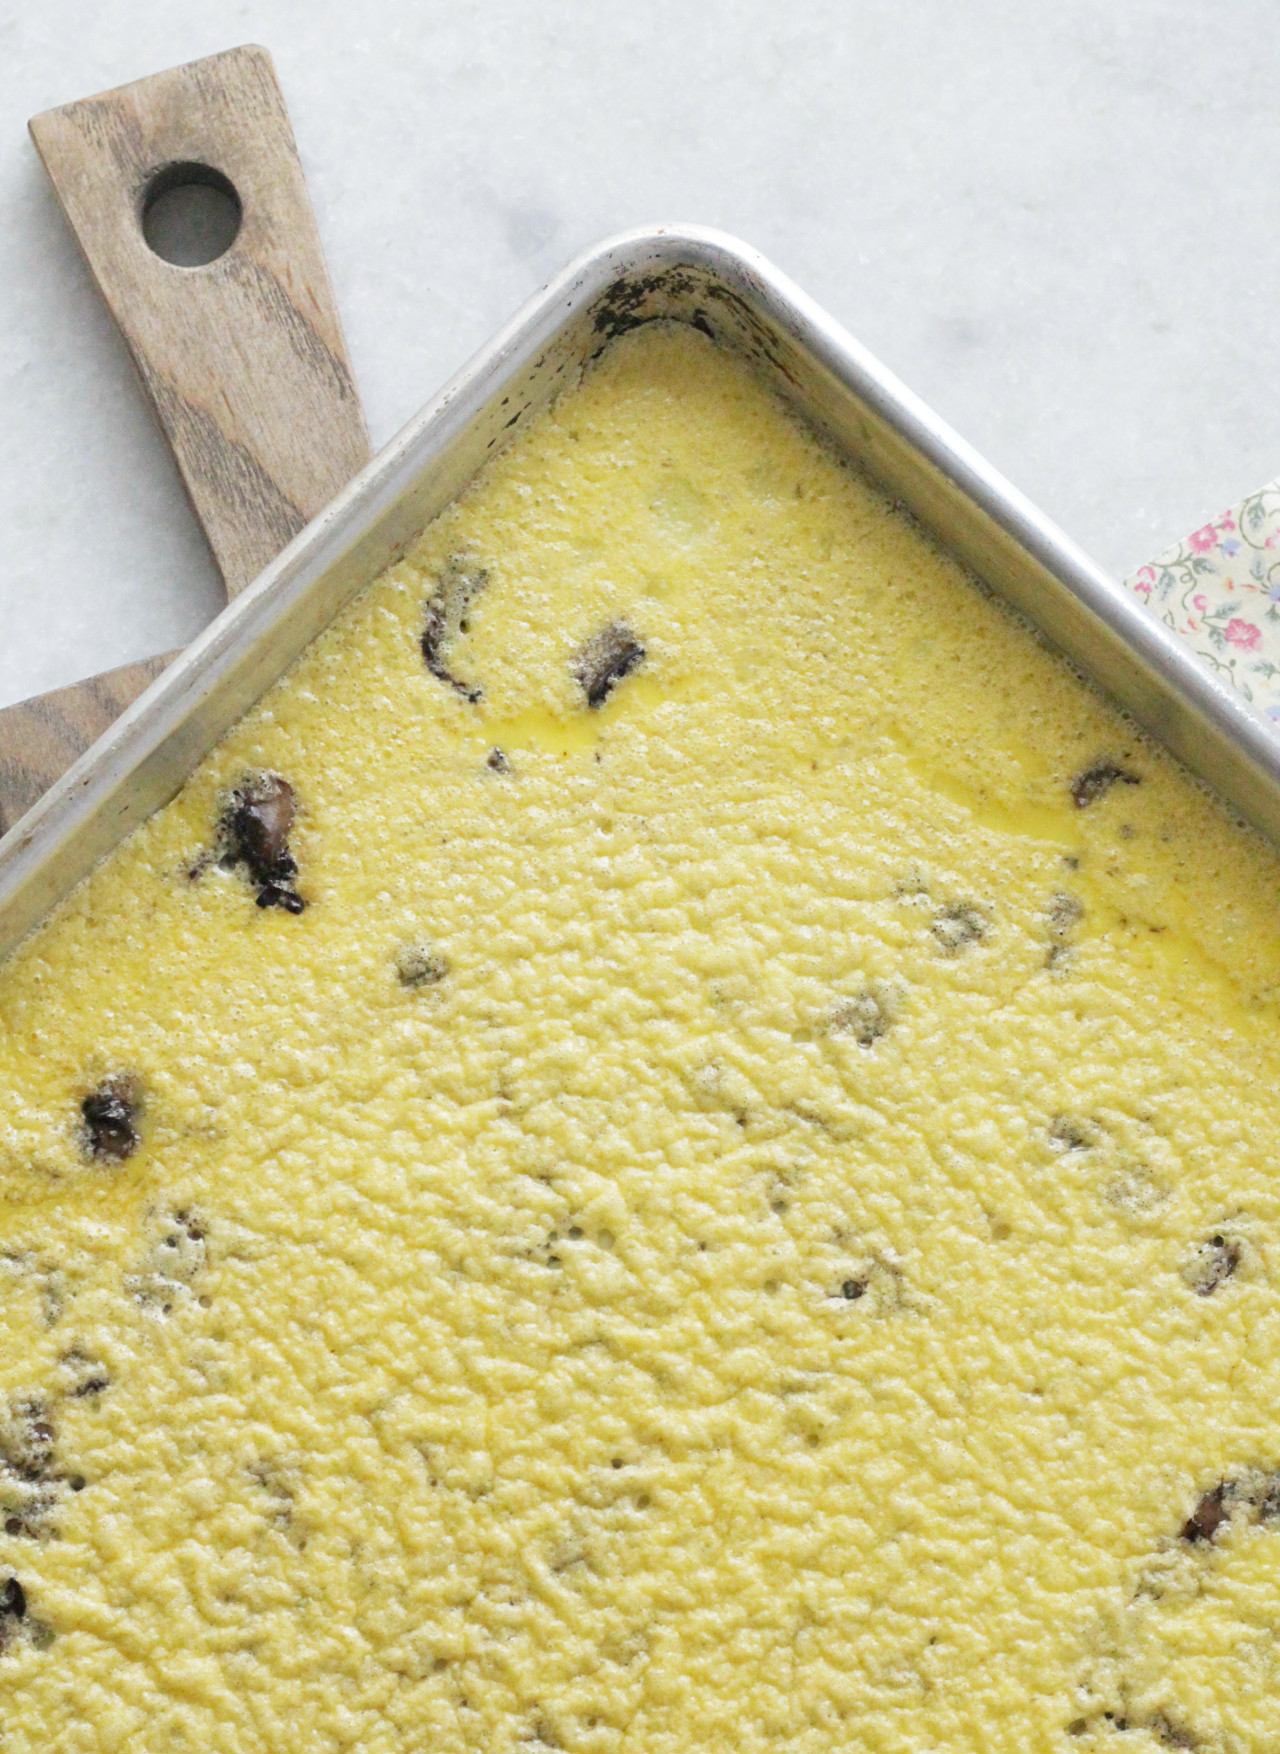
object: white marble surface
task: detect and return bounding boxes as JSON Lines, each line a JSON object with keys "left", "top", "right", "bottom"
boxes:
{"left": 3, "top": 0, "right": 1279, "bottom": 709}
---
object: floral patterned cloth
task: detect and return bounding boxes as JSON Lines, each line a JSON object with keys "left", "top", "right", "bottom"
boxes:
{"left": 1125, "top": 483, "right": 1280, "bottom": 725}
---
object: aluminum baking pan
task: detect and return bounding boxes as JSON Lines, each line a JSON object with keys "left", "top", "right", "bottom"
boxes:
{"left": 2, "top": 224, "right": 1278, "bottom": 964}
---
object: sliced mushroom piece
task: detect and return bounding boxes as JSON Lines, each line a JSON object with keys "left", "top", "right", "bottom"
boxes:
{"left": 575, "top": 622, "right": 645, "bottom": 708}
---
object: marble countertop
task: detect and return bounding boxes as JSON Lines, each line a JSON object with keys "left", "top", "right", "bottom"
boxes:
{"left": 3, "top": 0, "right": 1278, "bottom": 710}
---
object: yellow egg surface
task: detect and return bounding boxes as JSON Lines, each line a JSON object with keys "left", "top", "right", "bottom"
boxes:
{"left": 1, "top": 322, "right": 1279, "bottom": 1752}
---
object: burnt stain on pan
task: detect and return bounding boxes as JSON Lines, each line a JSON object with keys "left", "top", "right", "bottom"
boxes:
{"left": 590, "top": 271, "right": 696, "bottom": 344}
{"left": 588, "top": 269, "right": 799, "bottom": 384}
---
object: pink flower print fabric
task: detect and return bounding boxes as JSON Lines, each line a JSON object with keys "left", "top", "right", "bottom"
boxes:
{"left": 1124, "top": 483, "right": 1280, "bottom": 725}
{"left": 1226, "top": 618, "right": 1263, "bottom": 652}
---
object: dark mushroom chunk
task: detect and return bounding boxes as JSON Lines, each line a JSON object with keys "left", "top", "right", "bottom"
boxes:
{"left": 841, "top": 1277, "right": 867, "bottom": 1301}
{"left": 396, "top": 944, "right": 449, "bottom": 989}
{"left": 421, "top": 556, "right": 488, "bottom": 702}
{"left": 1181, "top": 1483, "right": 1229, "bottom": 1543}
{"left": 255, "top": 883, "right": 305, "bottom": 914}
{"left": 80, "top": 1080, "right": 140, "bottom": 1163}
{"left": 218, "top": 774, "right": 304, "bottom": 912}
{"left": 1149, "top": 1713, "right": 1198, "bottom": 1750}
{"left": 1186, "top": 1233, "right": 1241, "bottom": 1297}
{"left": 830, "top": 991, "right": 890, "bottom": 1046}
{"left": 0, "top": 1575, "right": 25, "bottom": 1648}
{"left": 1071, "top": 761, "right": 1141, "bottom": 808}
{"left": 230, "top": 780, "right": 293, "bottom": 878}
{"left": 3, "top": 1400, "right": 54, "bottom": 1474}
{"left": 1047, "top": 891, "right": 1083, "bottom": 937}
{"left": 1256, "top": 1474, "right": 1280, "bottom": 1521}
{"left": 0, "top": 1400, "right": 67, "bottom": 1539}
{"left": 1049, "top": 1115, "right": 1094, "bottom": 1152}
{"left": 931, "top": 903, "right": 987, "bottom": 954}
{"left": 61, "top": 1348, "right": 108, "bottom": 1400}
{"left": 575, "top": 622, "right": 646, "bottom": 709}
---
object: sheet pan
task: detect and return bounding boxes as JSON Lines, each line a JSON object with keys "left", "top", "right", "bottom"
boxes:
{"left": 4, "top": 225, "right": 1278, "bottom": 963}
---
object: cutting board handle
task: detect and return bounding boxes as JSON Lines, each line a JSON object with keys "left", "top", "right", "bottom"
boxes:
{"left": 29, "top": 44, "right": 371, "bottom": 597}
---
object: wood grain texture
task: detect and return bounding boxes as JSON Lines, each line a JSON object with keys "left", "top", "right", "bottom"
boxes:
{"left": 2, "top": 46, "right": 371, "bottom": 840}
{"left": 29, "top": 44, "right": 371, "bottom": 595}
{"left": 0, "top": 652, "right": 176, "bottom": 838}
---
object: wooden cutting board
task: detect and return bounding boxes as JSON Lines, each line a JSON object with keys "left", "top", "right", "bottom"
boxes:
{"left": 0, "top": 44, "right": 371, "bottom": 836}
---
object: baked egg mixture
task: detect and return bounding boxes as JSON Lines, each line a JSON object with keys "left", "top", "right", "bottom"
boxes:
{"left": 1, "top": 322, "right": 1279, "bottom": 1753}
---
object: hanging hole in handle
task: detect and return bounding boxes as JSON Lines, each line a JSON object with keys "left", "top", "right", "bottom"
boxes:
{"left": 141, "top": 162, "right": 242, "bottom": 267}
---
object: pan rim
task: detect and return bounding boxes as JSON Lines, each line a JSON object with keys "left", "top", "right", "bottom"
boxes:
{"left": 2, "top": 223, "right": 1275, "bottom": 961}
